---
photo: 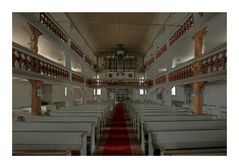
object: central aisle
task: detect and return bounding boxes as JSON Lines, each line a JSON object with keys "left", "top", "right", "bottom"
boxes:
{"left": 94, "top": 103, "right": 143, "bottom": 155}
{"left": 103, "top": 103, "right": 131, "bottom": 155}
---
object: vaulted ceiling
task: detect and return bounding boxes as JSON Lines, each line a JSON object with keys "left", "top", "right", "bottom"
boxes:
{"left": 64, "top": 13, "right": 172, "bottom": 56}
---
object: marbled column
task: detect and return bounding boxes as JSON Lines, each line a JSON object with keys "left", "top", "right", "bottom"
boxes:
{"left": 29, "top": 80, "right": 42, "bottom": 115}
{"left": 192, "top": 27, "right": 207, "bottom": 114}
{"left": 28, "top": 23, "right": 42, "bottom": 53}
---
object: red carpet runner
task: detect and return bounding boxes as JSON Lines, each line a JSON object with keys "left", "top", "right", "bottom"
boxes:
{"left": 103, "top": 103, "right": 131, "bottom": 155}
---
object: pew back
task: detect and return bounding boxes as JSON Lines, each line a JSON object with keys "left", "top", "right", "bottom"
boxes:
{"left": 50, "top": 112, "right": 102, "bottom": 117}
{"left": 141, "top": 120, "right": 226, "bottom": 154}
{"left": 148, "top": 129, "right": 226, "bottom": 155}
{"left": 13, "top": 132, "right": 87, "bottom": 155}
{"left": 13, "top": 122, "right": 95, "bottom": 154}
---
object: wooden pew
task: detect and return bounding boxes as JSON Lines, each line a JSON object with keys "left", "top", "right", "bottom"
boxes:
{"left": 148, "top": 129, "right": 226, "bottom": 156}
{"left": 13, "top": 122, "right": 96, "bottom": 155}
{"left": 141, "top": 120, "right": 226, "bottom": 154}
{"left": 137, "top": 115, "right": 214, "bottom": 140}
{"left": 13, "top": 132, "right": 87, "bottom": 155}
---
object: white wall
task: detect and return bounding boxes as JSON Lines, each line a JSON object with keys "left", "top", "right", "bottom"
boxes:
{"left": 12, "top": 79, "right": 31, "bottom": 108}
{"left": 133, "top": 88, "right": 147, "bottom": 102}
{"left": 52, "top": 85, "right": 66, "bottom": 102}
{"left": 203, "top": 81, "right": 227, "bottom": 119}
{"left": 42, "top": 84, "right": 52, "bottom": 102}
{"left": 172, "top": 85, "right": 185, "bottom": 101}
{"left": 204, "top": 13, "right": 227, "bottom": 52}
{"left": 203, "top": 81, "right": 227, "bottom": 106}
{"left": 73, "top": 88, "right": 82, "bottom": 100}
{"left": 12, "top": 14, "right": 31, "bottom": 49}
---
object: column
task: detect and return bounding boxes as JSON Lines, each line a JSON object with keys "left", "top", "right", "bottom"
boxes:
{"left": 192, "top": 27, "right": 207, "bottom": 114}
{"left": 28, "top": 23, "right": 42, "bottom": 53}
{"left": 164, "top": 85, "right": 172, "bottom": 105}
{"left": 29, "top": 80, "right": 42, "bottom": 116}
{"left": 64, "top": 49, "right": 73, "bottom": 106}
{"left": 65, "top": 84, "right": 74, "bottom": 106}
{"left": 165, "top": 32, "right": 173, "bottom": 105}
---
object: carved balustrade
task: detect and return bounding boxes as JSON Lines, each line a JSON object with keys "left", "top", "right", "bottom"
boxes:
{"left": 199, "top": 49, "right": 227, "bottom": 74}
{"left": 86, "top": 79, "right": 152, "bottom": 87}
{"left": 155, "top": 44, "right": 167, "bottom": 59}
{"left": 13, "top": 44, "right": 69, "bottom": 80}
{"left": 155, "top": 75, "right": 167, "bottom": 85}
{"left": 169, "top": 15, "right": 194, "bottom": 46}
{"left": 169, "top": 64, "right": 194, "bottom": 82}
{"left": 72, "top": 73, "right": 85, "bottom": 83}
{"left": 39, "top": 13, "right": 68, "bottom": 43}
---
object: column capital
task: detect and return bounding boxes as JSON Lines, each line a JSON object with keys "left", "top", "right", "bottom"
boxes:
{"left": 28, "top": 79, "right": 43, "bottom": 87}
{"left": 192, "top": 27, "right": 208, "bottom": 57}
{"left": 28, "top": 23, "right": 43, "bottom": 53}
{"left": 192, "top": 27, "right": 208, "bottom": 41}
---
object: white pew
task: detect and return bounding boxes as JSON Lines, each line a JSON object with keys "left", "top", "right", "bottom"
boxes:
{"left": 133, "top": 111, "right": 192, "bottom": 128}
{"left": 20, "top": 116, "right": 102, "bottom": 136}
{"left": 13, "top": 132, "right": 87, "bottom": 155}
{"left": 148, "top": 129, "right": 226, "bottom": 155}
{"left": 50, "top": 112, "right": 102, "bottom": 117}
{"left": 13, "top": 122, "right": 96, "bottom": 154}
{"left": 49, "top": 112, "right": 105, "bottom": 127}
{"left": 137, "top": 115, "right": 214, "bottom": 139}
{"left": 23, "top": 116, "right": 99, "bottom": 123}
{"left": 131, "top": 109, "right": 189, "bottom": 118}
{"left": 56, "top": 109, "right": 105, "bottom": 112}
{"left": 129, "top": 105, "right": 189, "bottom": 125}
{"left": 13, "top": 149, "right": 71, "bottom": 155}
{"left": 52, "top": 108, "right": 110, "bottom": 124}
{"left": 141, "top": 120, "right": 226, "bottom": 154}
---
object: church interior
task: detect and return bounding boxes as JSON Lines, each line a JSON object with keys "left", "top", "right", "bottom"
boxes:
{"left": 11, "top": 12, "right": 227, "bottom": 156}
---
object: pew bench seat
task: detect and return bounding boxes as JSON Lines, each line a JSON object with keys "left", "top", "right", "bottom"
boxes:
{"left": 148, "top": 129, "right": 226, "bottom": 156}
